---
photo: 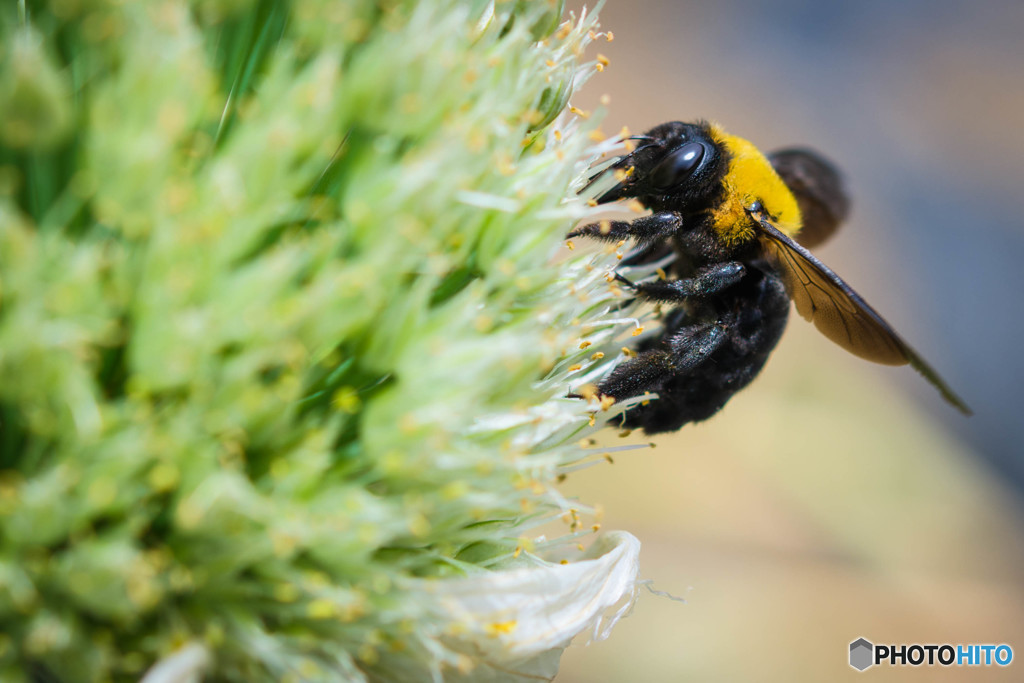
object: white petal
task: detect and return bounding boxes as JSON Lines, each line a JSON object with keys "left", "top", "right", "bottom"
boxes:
{"left": 413, "top": 531, "right": 640, "bottom": 680}
{"left": 138, "top": 643, "right": 210, "bottom": 683}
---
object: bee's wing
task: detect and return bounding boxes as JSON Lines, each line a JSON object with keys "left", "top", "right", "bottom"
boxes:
{"left": 755, "top": 217, "right": 971, "bottom": 415}
{"left": 767, "top": 148, "right": 849, "bottom": 249}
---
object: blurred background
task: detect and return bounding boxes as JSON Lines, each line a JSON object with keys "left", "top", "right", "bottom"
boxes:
{"left": 558, "top": 0, "right": 1024, "bottom": 680}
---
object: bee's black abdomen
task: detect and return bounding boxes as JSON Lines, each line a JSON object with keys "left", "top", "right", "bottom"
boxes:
{"left": 607, "top": 267, "right": 790, "bottom": 433}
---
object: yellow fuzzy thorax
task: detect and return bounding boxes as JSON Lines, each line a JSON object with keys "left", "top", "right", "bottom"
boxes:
{"left": 708, "top": 124, "right": 801, "bottom": 246}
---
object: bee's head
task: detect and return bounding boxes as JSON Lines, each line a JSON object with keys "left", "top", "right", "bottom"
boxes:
{"left": 589, "top": 121, "right": 729, "bottom": 213}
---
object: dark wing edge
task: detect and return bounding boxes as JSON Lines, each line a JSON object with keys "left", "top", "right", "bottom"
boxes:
{"left": 768, "top": 148, "right": 850, "bottom": 250}
{"left": 755, "top": 218, "right": 972, "bottom": 415}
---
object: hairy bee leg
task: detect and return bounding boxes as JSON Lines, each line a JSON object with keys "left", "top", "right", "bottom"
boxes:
{"left": 598, "top": 323, "right": 726, "bottom": 400}
{"left": 567, "top": 212, "right": 681, "bottom": 243}
{"left": 616, "top": 262, "right": 745, "bottom": 301}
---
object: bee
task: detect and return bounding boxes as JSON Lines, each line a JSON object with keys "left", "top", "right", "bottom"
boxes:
{"left": 570, "top": 121, "right": 971, "bottom": 433}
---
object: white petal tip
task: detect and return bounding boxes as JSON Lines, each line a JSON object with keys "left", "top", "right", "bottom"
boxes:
{"left": 412, "top": 531, "right": 640, "bottom": 680}
{"left": 139, "top": 643, "right": 210, "bottom": 683}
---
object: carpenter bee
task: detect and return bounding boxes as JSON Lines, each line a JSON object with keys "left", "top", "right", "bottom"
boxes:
{"left": 570, "top": 121, "right": 970, "bottom": 433}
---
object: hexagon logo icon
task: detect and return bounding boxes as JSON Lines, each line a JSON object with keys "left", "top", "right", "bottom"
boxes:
{"left": 850, "top": 638, "right": 874, "bottom": 671}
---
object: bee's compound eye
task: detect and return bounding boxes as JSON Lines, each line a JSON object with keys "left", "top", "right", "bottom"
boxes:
{"left": 650, "top": 141, "right": 705, "bottom": 190}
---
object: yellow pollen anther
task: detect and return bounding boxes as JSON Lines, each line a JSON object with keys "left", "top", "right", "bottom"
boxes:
{"left": 487, "top": 620, "right": 518, "bottom": 636}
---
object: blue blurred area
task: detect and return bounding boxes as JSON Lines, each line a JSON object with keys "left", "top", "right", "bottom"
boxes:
{"left": 577, "top": 0, "right": 1024, "bottom": 493}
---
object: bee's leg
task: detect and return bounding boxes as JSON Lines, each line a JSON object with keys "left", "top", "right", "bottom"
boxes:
{"left": 567, "top": 212, "right": 681, "bottom": 243}
{"left": 598, "top": 322, "right": 725, "bottom": 400}
{"left": 616, "top": 262, "right": 745, "bottom": 301}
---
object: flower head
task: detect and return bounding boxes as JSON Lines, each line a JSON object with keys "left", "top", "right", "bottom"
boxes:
{"left": 0, "top": 1, "right": 649, "bottom": 680}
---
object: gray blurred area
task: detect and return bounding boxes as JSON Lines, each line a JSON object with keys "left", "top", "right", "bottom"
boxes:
{"left": 558, "top": 0, "right": 1024, "bottom": 680}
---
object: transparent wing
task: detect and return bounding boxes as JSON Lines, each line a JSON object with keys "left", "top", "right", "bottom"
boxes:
{"left": 756, "top": 218, "right": 971, "bottom": 414}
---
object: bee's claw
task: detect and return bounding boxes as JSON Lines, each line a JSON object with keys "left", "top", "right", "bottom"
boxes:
{"left": 613, "top": 272, "right": 636, "bottom": 288}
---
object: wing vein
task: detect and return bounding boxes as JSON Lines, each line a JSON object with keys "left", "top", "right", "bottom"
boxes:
{"left": 754, "top": 215, "right": 970, "bottom": 414}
